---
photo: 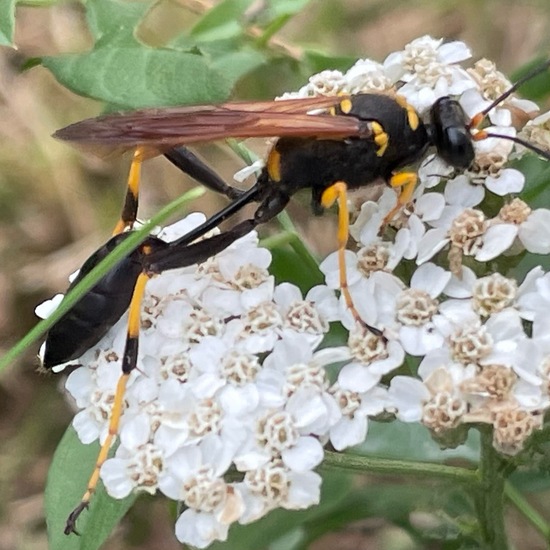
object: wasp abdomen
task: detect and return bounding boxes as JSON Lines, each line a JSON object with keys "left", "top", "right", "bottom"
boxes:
{"left": 41, "top": 234, "right": 153, "bottom": 368}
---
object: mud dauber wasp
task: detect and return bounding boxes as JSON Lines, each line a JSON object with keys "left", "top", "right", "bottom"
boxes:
{"left": 42, "top": 58, "right": 550, "bottom": 534}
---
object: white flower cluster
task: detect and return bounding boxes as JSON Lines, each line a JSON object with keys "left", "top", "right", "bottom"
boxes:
{"left": 39, "top": 214, "right": 389, "bottom": 548}
{"left": 39, "top": 36, "right": 550, "bottom": 547}
{"left": 306, "top": 36, "right": 550, "bottom": 456}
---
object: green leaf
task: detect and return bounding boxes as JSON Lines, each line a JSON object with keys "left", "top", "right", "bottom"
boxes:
{"left": 355, "top": 420, "right": 480, "bottom": 463}
{"left": 303, "top": 49, "right": 358, "bottom": 74}
{"left": 42, "top": 47, "right": 232, "bottom": 108}
{"left": 517, "top": 155, "right": 550, "bottom": 209}
{"left": 211, "top": 49, "right": 266, "bottom": 87}
{"left": 262, "top": 0, "right": 312, "bottom": 19}
{"left": 0, "top": 0, "right": 16, "bottom": 46}
{"left": 511, "top": 56, "right": 550, "bottom": 102}
{"left": 190, "top": 0, "right": 255, "bottom": 41}
{"left": 269, "top": 242, "right": 323, "bottom": 293}
{"left": 337, "top": 485, "right": 477, "bottom": 546}
{"left": 40, "top": 0, "right": 266, "bottom": 108}
{"left": 45, "top": 426, "right": 136, "bottom": 550}
{"left": 85, "top": 0, "right": 149, "bottom": 43}
{"left": 510, "top": 471, "right": 550, "bottom": 492}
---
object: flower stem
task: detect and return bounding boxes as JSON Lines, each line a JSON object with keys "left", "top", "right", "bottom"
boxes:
{"left": 506, "top": 481, "right": 550, "bottom": 541}
{"left": 473, "top": 427, "right": 509, "bottom": 549}
{"left": 323, "top": 450, "right": 478, "bottom": 483}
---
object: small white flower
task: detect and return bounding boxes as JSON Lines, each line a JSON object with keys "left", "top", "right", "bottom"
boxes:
{"left": 329, "top": 384, "right": 388, "bottom": 450}
{"left": 396, "top": 263, "right": 451, "bottom": 355}
{"left": 101, "top": 414, "right": 159, "bottom": 498}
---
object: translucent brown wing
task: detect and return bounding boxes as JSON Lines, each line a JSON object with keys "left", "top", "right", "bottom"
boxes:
{"left": 53, "top": 96, "right": 366, "bottom": 156}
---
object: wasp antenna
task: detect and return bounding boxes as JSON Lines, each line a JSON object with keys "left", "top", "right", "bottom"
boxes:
{"left": 483, "top": 132, "right": 550, "bottom": 161}
{"left": 478, "top": 59, "right": 550, "bottom": 119}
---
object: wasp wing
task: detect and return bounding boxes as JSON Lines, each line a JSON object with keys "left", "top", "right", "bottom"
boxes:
{"left": 53, "top": 96, "right": 366, "bottom": 156}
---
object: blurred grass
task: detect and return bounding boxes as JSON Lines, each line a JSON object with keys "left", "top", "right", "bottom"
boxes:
{"left": 1, "top": 1, "right": 550, "bottom": 549}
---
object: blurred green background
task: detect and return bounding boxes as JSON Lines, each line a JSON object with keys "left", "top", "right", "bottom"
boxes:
{"left": 2, "top": 1, "right": 550, "bottom": 548}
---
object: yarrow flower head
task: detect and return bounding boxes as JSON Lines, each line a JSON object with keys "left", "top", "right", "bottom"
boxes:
{"left": 284, "top": 36, "right": 550, "bottom": 455}
{"left": 39, "top": 35, "right": 550, "bottom": 547}
{"left": 38, "top": 213, "right": 368, "bottom": 547}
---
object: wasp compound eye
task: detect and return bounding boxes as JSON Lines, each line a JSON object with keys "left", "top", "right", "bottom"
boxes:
{"left": 429, "top": 97, "right": 475, "bottom": 169}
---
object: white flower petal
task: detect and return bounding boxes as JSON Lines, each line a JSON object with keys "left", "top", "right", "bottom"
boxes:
{"left": 282, "top": 437, "right": 324, "bottom": 471}
{"left": 475, "top": 224, "right": 518, "bottom": 261}
{"left": 416, "top": 228, "right": 450, "bottom": 264}
{"left": 330, "top": 416, "right": 367, "bottom": 451}
{"left": 519, "top": 209, "right": 550, "bottom": 253}
{"left": 411, "top": 262, "right": 451, "bottom": 297}
{"left": 485, "top": 168, "right": 525, "bottom": 195}
{"left": 285, "top": 471, "right": 322, "bottom": 509}
{"left": 35, "top": 294, "right": 64, "bottom": 319}
{"left": 444, "top": 175, "right": 484, "bottom": 207}
{"left": 388, "top": 377, "right": 430, "bottom": 421}
{"left": 101, "top": 458, "right": 134, "bottom": 499}
{"left": 175, "top": 509, "right": 228, "bottom": 548}
{"left": 399, "top": 325, "right": 444, "bottom": 355}
{"left": 444, "top": 266, "right": 477, "bottom": 298}
{"left": 338, "top": 362, "right": 381, "bottom": 392}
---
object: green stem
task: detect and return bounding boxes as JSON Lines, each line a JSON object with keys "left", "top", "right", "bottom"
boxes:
{"left": 474, "top": 427, "right": 509, "bottom": 550}
{"left": 323, "top": 450, "right": 478, "bottom": 483}
{"left": 277, "top": 212, "right": 321, "bottom": 273}
{"left": 0, "top": 187, "right": 205, "bottom": 372}
{"left": 261, "top": 226, "right": 321, "bottom": 277}
{"left": 226, "top": 139, "right": 259, "bottom": 165}
{"left": 506, "top": 482, "right": 550, "bottom": 541}
{"left": 255, "top": 15, "right": 292, "bottom": 48}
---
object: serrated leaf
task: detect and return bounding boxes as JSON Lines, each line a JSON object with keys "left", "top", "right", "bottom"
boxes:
{"left": 46, "top": 426, "right": 136, "bottom": 550}
{"left": 190, "top": 0, "right": 255, "bottom": 41}
{"left": 42, "top": 47, "right": 232, "bottom": 108}
{"left": 0, "top": 0, "right": 16, "bottom": 46}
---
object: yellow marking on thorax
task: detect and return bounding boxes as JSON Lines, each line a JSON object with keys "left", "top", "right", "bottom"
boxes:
{"left": 395, "top": 94, "right": 420, "bottom": 130}
{"left": 339, "top": 98, "right": 353, "bottom": 114}
{"left": 267, "top": 147, "right": 282, "bottom": 182}
{"left": 370, "top": 121, "right": 389, "bottom": 157}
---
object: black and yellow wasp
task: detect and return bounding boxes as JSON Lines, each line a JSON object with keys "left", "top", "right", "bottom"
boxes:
{"left": 41, "top": 59, "right": 550, "bottom": 534}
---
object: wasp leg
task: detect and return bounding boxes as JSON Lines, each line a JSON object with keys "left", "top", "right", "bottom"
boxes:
{"left": 114, "top": 145, "right": 247, "bottom": 237}
{"left": 383, "top": 171, "right": 418, "bottom": 225}
{"left": 170, "top": 183, "right": 262, "bottom": 249}
{"left": 321, "top": 181, "right": 384, "bottom": 338}
{"left": 151, "top": 185, "right": 291, "bottom": 272}
{"left": 147, "top": 219, "right": 256, "bottom": 273}
{"left": 112, "top": 148, "right": 144, "bottom": 235}
{"left": 64, "top": 269, "right": 149, "bottom": 535}
{"left": 165, "top": 147, "right": 245, "bottom": 200}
